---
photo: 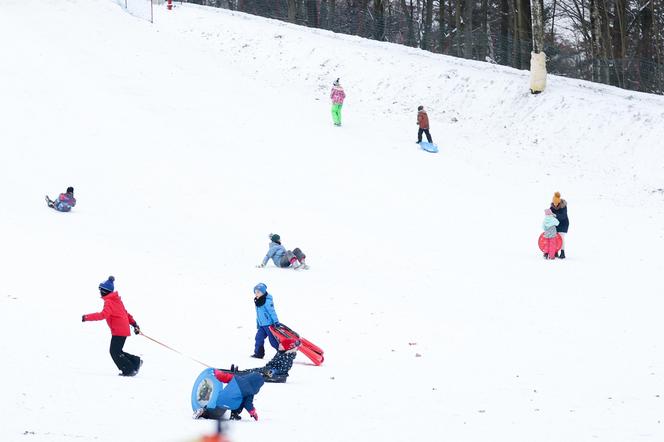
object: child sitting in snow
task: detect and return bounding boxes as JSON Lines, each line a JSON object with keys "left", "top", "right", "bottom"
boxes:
{"left": 542, "top": 209, "right": 560, "bottom": 260}
{"left": 257, "top": 233, "right": 308, "bottom": 270}
{"left": 222, "top": 338, "right": 300, "bottom": 383}
{"left": 46, "top": 186, "right": 76, "bottom": 212}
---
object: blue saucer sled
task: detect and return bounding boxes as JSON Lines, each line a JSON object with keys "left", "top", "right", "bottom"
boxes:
{"left": 419, "top": 142, "right": 439, "bottom": 153}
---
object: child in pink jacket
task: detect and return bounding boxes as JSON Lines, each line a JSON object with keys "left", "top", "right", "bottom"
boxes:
{"left": 330, "top": 78, "right": 346, "bottom": 126}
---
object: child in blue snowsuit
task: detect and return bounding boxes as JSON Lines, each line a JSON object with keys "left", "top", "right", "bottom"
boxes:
{"left": 251, "top": 283, "right": 280, "bottom": 359}
{"left": 257, "top": 233, "right": 307, "bottom": 270}
{"left": 194, "top": 371, "right": 265, "bottom": 421}
{"left": 46, "top": 186, "right": 76, "bottom": 212}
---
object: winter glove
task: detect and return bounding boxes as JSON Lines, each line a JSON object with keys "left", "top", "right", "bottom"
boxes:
{"left": 248, "top": 408, "right": 258, "bottom": 421}
{"left": 256, "top": 263, "right": 265, "bottom": 268}
{"left": 273, "top": 322, "right": 281, "bottom": 328}
{"left": 81, "top": 315, "right": 86, "bottom": 322}
{"left": 132, "top": 324, "right": 141, "bottom": 335}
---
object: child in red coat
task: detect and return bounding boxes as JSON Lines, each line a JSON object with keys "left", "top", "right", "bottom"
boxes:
{"left": 82, "top": 276, "right": 142, "bottom": 376}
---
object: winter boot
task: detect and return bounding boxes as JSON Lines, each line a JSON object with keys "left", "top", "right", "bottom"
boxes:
{"left": 230, "top": 411, "right": 242, "bottom": 420}
{"left": 192, "top": 408, "right": 206, "bottom": 419}
{"left": 45, "top": 195, "right": 55, "bottom": 208}
{"left": 559, "top": 250, "right": 566, "bottom": 259}
{"left": 250, "top": 353, "right": 264, "bottom": 359}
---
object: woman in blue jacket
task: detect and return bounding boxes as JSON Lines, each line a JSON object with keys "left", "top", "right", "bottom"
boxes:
{"left": 251, "top": 283, "right": 280, "bottom": 359}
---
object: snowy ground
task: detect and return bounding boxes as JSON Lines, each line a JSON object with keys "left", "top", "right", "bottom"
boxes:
{"left": 1, "top": 1, "right": 664, "bottom": 441}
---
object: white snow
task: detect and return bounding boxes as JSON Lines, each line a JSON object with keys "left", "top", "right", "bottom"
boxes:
{"left": 1, "top": 1, "right": 664, "bottom": 441}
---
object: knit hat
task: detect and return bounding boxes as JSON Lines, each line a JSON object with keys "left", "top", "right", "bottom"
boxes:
{"left": 552, "top": 192, "right": 561, "bottom": 206}
{"left": 66, "top": 186, "right": 74, "bottom": 194}
{"left": 99, "top": 275, "right": 115, "bottom": 295}
{"left": 253, "top": 283, "right": 267, "bottom": 294}
{"left": 270, "top": 233, "right": 280, "bottom": 242}
{"left": 333, "top": 78, "right": 340, "bottom": 86}
{"left": 544, "top": 209, "right": 553, "bottom": 216}
{"left": 214, "top": 370, "right": 234, "bottom": 384}
{"left": 418, "top": 105, "right": 424, "bottom": 111}
{"left": 280, "top": 338, "right": 300, "bottom": 351}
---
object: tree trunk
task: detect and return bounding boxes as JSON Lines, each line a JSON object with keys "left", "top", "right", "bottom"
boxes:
{"left": 287, "top": 0, "right": 297, "bottom": 23}
{"left": 464, "top": 0, "right": 473, "bottom": 59}
{"left": 455, "top": 0, "right": 463, "bottom": 56}
{"left": 306, "top": 0, "right": 319, "bottom": 27}
{"left": 498, "top": 0, "right": 510, "bottom": 65}
{"left": 374, "top": 0, "right": 386, "bottom": 41}
{"left": 422, "top": 0, "right": 434, "bottom": 50}
{"left": 531, "top": 0, "right": 544, "bottom": 53}
{"left": 479, "top": 0, "right": 488, "bottom": 60}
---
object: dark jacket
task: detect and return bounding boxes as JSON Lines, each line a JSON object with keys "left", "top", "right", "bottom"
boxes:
{"left": 550, "top": 199, "right": 569, "bottom": 233}
{"left": 264, "top": 350, "right": 297, "bottom": 377}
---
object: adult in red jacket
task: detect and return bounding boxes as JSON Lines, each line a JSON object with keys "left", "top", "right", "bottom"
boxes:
{"left": 83, "top": 276, "right": 142, "bottom": 376}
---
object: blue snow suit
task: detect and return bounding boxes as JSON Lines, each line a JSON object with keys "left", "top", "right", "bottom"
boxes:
{"left": 216, "top": 372, "right": 265, "bottom": 412}
{"left": 255, "top": 293, "right": 279, "bottom": 327}
{"left": 254, "top": 293, "right": 280, "bottom": 356}
{"left": 542, "top": 215, "right": 560, "bottom": 238}
{"left": 262, "top": 241, "right": 287, "bottom": 267}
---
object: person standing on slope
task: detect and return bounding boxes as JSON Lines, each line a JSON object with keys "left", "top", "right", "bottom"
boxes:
{"left": 251, "top": 283, "right": 280, "bottom": 359}
{"left": 46, "top": 186, "right": 76, "bottom": 212}
{"left": 542, "top": 209, "right": 560, "bottom": 260}
{"left": 550, "top": 192, "right": 569, "bottom": 259}
{"left": 82, "top": 276, "right": 142, "bottom": 376}
{"left": 330, "top": 78, "right": 346, "bottom": 126}
{"left": 416, "top": 105, "right": 433, "bottom": 144}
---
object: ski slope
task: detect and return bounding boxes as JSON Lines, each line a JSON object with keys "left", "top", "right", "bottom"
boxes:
{"left": 1, "top": 1, "right": 664, "bottom": 441}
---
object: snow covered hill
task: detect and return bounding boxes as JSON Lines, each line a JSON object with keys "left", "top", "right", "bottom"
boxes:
{"left": 1, "top": 1, "right": 663, "bottom": 441}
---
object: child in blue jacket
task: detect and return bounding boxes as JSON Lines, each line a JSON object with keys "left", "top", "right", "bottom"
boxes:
{"left": 193, "top": 371, "right": 265, "bottom": 421}
{"left": 257, "top": 233, "right": 308, "bottom": 270}
{"left": 251, "top": 283, "right": 280, "bottom": 359}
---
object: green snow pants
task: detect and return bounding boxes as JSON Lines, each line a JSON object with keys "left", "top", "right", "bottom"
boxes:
{"left": 331, "top": 103, "right": 343, "bottom": 126}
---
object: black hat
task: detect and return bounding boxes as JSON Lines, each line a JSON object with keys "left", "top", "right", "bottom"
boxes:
{"left": 66, "top": 186, "right": 74, "bottom": 193}
{"left": 270, "top": 233, "right": 281, "bottom": 242}
{"left": 417, "top": 105, "right": 424, "bottom": 111}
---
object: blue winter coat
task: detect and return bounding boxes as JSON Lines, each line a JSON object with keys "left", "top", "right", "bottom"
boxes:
{"left": 550, "top": 200, "right": 569, "bottom": 233}
{"left": 255, "top": 293, "right": 279, "bottom": 327}
{"left": 216, "top": 372, "right": 265, "bottom": 412}
{"left": 542, "top": 215, "right": 560, "bottom": 238}
{"left": 262, "top": 241, "right": 286, "bottom": 267}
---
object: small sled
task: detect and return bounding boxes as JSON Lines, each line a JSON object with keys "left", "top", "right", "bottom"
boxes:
{"left": 538, "top": 232, "right": 562, "bottom": 254}
{"left": 270, "top": 323, "right": 324, "bottom": 366}
{"left": 419, "top": 142, "right": 439, "bottom": 153}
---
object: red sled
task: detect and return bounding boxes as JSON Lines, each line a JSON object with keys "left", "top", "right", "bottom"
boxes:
{"left": 270, "top": 323, "right": 324, "bottom": 366}
{"left": 538, "top": 232, "right": 562, "bottom": 253}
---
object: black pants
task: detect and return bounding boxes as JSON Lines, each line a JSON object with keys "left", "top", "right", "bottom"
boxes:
{"left": 110, "top": 336, "right": 141, "bottom": 375}
{"left": 418, "top": 128, "right": 433, "bottom": 143}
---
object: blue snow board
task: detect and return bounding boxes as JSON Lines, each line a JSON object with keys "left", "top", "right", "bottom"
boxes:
{"left": 419, "top": 142, "right": 439, "bottom": 153}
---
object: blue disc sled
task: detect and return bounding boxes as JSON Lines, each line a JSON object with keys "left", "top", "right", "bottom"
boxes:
{"left": 191, "top": 368, "right": 223, "bottom": 413}
{"left": 419, "top": 142, "right": 439, "bottom": 153}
